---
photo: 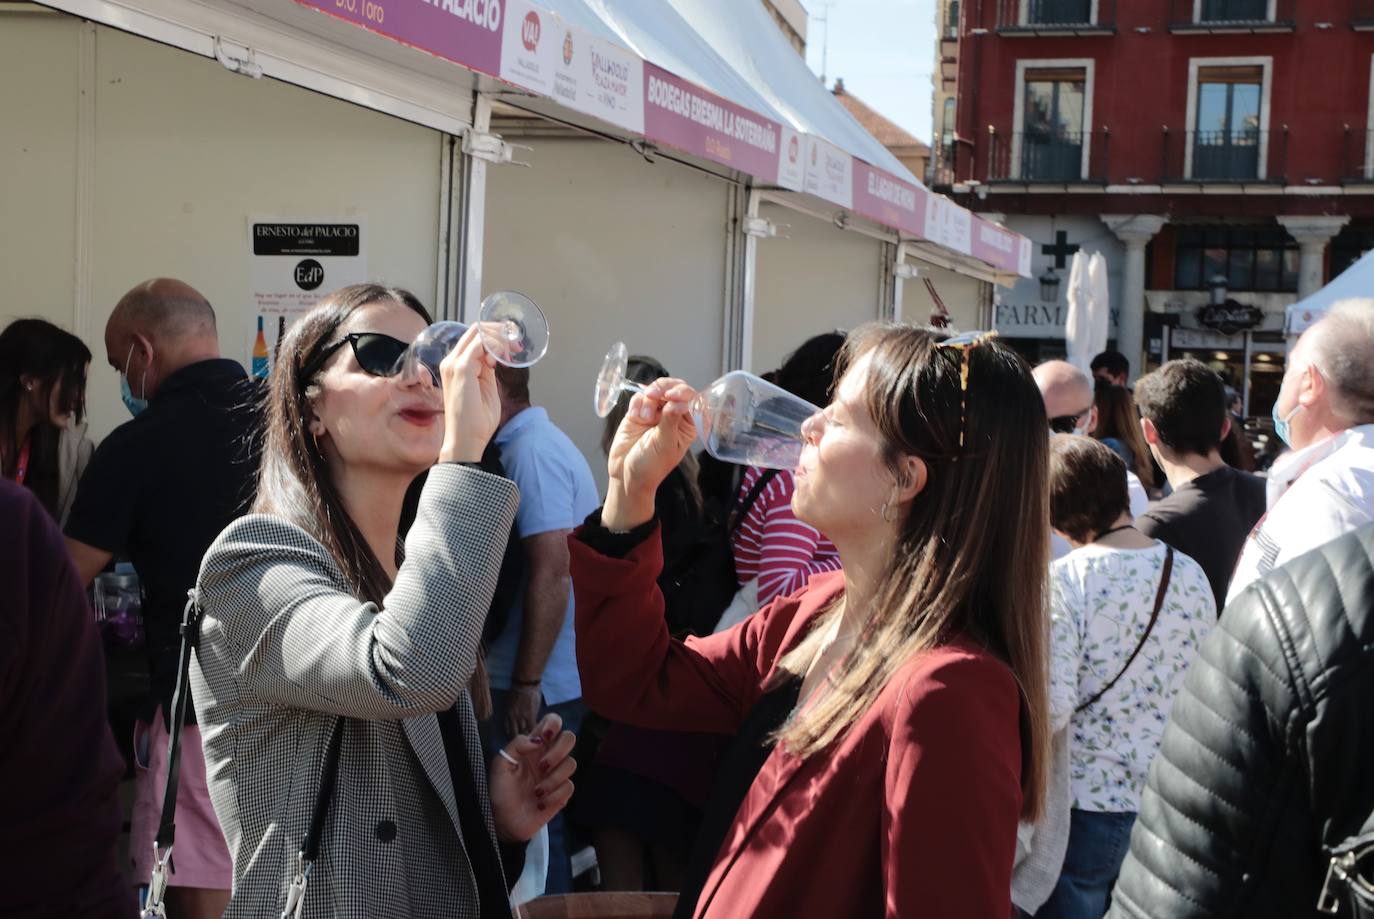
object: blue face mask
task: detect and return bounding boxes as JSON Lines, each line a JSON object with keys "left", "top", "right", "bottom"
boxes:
{"left": 121, "top": 343, "right": 149, "bottom": 417}
{"left": 1272, "top": 400, "right": 1301, "bottom": 449}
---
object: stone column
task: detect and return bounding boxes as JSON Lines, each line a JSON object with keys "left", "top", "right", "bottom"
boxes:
{"left": 1277, "top": 215, "right": 1350, "bottom": 300}
{"left": 1102, "top": 214, "right": 1168, "bottom": 382}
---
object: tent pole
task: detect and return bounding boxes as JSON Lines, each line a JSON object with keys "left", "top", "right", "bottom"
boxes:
{"left": 457, "top": 91, "right": 493, "bottom": 324}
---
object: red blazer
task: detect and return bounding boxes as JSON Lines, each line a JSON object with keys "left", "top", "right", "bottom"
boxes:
{"left": 571, "top": 527, "right": 1024, "bottom": 919}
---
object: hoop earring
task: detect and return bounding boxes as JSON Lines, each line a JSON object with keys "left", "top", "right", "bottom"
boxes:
{"left": 880, "top": 484, "right": 899, "bottom": 524}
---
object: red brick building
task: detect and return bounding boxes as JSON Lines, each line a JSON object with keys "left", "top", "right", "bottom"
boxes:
{"left": 936, "top": 0, "right": 1374, "bottom": 414}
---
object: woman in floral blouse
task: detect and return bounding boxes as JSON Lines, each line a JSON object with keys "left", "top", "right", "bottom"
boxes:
{"left": 1037, "top": 435, "right": 1216, "bottom": 919}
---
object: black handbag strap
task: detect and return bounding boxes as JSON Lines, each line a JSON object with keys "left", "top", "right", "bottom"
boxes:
{"left": 727, "top": 469, "right": 780, "bottom": 539}
{"left": 143, "top": 590, "right": 343, "bottom": 919}
{"left": 302, "top": 719, "right": 344, "bottom": 862}
{"left": 152, "top": 591, "right": 204, "bottom": 858}
{"left": 1075, "top": 546, "right": 1174, "bottom": 714}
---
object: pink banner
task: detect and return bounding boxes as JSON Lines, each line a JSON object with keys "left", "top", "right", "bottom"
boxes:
{"left": 970, "top": 216, "right": 1024, "bottom": 275}
{"left": 643, "top": 64, "right": 781, "bottom": 183}
{"left": 294, "top": 0, "right": 504, "bottom": 78}
{"left": 850, "top": 162, "right": 925, "bottom": 237}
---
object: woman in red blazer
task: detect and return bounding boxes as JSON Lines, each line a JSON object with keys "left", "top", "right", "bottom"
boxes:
{"left": 568, "top": 322, "right": 1049, "bottom": 917}
{"left": 570, "top": 324, "right": 1052, "bottom": 918}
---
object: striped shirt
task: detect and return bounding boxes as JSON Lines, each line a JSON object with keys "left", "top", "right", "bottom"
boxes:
{"left": 731, "top": 466, "right": 842, "bottom": 605}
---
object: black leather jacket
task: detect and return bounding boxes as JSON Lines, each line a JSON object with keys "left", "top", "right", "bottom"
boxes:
{"left": 1109, "top": 523, "right": 1374, "bottom": 918}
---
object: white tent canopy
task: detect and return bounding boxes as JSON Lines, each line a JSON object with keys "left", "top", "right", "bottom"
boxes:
{"left": 1286, "top": 247, "right": 1374, "bottom": 335}
{"left": 553, "top": 0, "right": 915, "bottom": 179}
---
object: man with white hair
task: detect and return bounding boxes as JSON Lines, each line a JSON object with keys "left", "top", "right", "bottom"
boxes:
{"left": 1033, "top": 360, "right": 1149, "bottom": 559}
{"left": 1227, "top": 298, "right": 1374, "bottom": 602}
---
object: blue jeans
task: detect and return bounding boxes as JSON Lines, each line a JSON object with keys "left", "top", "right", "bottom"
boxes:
{"left": 1035, "top": 809, "right": 1137, "bottom": 919}
{"left": 482, "top": 691, "right": 586, "bottom": 896}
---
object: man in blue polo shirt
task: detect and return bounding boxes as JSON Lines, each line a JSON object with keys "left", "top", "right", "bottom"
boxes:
{"left": 483, "top": 363, "right": 599, "bottom": 895}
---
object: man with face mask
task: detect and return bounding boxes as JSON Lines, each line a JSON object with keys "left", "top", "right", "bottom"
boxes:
{"left": 1033, "top": 360, "right": 1149, "bottom": 559}
{"left": 63, "top": 278, "right": 261, "bottom": 919}
{"left": 1226, "top": 298, "right": 1374, "bottom": 604}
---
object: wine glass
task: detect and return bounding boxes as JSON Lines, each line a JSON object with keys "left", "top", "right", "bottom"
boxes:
{"left": 394, "top": 290, "right": 549, "bottom": 385}
{"left": 593, "top": 341, "right": 820, "bottom": 471}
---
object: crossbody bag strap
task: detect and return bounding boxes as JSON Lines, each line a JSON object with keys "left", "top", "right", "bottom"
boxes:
{"left": 1075, "top": 547, "right": 1174, "bottom": 715}
{"left": 140, "top": 590, "right": 205, "bottom": 918}
{"left": 281, "top": 718, "right": 345, "bottom": 919}
{"left": 727, "top": 469, "right": 780, "bottom": 539}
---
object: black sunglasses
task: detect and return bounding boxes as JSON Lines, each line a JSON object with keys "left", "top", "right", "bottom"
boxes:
{"left": 1048, "top": 406, "right": 1093, "bottom": 434}
{"left": 300, "top": 332, "right": 409, "bottom": 382}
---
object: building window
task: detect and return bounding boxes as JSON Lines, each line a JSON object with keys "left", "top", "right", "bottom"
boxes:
{"left": 942, "top": 98, "right": 956, "bottom": 145}
{"left": 1192, "top": 66, "right": 1262, "bottom": 180}
{"left": 1173, "top": 226, "right": 1298, "bottom": 292}
{"left": 1022, "top": 68, "right": 1085, "bottom": 180}
{"left": 1330, "top": 226, "right": 1374, "bottom": 279}
{"left": 945, "top": 0, "right": 960, "bottom": 36}
{"left": 1028, "top": 0, "right": 1092, "bottom": 24}
{"left": 1198, "top": 0, "right": 1269, "bottom": 23}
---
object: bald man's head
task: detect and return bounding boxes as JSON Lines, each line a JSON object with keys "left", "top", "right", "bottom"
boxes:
{"left": 1282, "top": 299, "right": 1374, "bottom": 444}
{"left": 105, "top": 278, "right": 221, "bottom": 402}
{"left": 1033, "top": 360, "right": 1097, "bottom": 433}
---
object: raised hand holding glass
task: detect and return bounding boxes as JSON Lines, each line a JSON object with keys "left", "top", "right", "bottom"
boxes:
{"left": 593, "top": 340, "right": 819, "bottom": 471}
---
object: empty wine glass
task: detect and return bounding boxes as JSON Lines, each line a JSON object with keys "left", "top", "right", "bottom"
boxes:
{"left": 394, "top": 290, "right": 549, "bottom": 385}
{"left": 593, "top": 340, "right": 820, "bottom": 471}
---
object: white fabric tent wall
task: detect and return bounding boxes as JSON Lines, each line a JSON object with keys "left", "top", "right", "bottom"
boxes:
{"left": 481, "top": 136, "right": 731, "bottom": 489}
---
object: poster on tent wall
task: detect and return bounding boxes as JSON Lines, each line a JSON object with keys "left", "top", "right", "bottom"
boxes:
{"left": 248, "top": 218, "right": 368, "bottom": 375}
{"left": 803, "top": 135, "right": 853, "bottom": 209}
{"left": 643, "top": 64, "right": 782, "bottom": 183}
{"left": 295, "top": 0, "right": 504, "bottom": 77}
{"left": 555, "top": 22, "right": 645, "bottom": 133}
{"left": 499, "top": 0, "right": 558, "bottom": 95}
{"left": 776, "top": 126, "right": 805, "bottom": 192}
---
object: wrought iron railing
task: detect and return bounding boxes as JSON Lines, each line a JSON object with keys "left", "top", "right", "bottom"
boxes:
{"left": 1344, "top": 126, "right": 1374, "bottom": 181}
{"left": 1170, "top": 0, "right": 1295, "bottom": 29}
{"left": 986, "top": 129, "right": 1109, "bottom": 183}
{"left": 1159, "top": 126, "right": 1287, "bottom": 182}
{"left": 997, "top": 0, "right": 1115, "bottom": 31}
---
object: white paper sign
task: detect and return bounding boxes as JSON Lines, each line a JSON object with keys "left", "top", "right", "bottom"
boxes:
{"left": 803, "top": 135, "right": 853, "bottom": 208}
{"left": 776, "top": 127, "right": 804, "bottom": 192}
{"left": 925, "top": 195, "right": 972, "bottom": 254}
{"left": 248, "top": 217, "right": 368, "bottom": 362}
{"left": 549, "top": 24, "right": 644, "bottom": 134}
{"left": 499, "top": 0, "right": 559, "bottom": 96}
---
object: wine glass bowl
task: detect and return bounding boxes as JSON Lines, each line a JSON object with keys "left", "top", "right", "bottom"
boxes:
{"left": 394, "top": 290, "right": 549, "bottom": 385}
{"left": 591, "top": 340, "right": 820, "bottom": 471}
{"left": 594, "top": 341, "right": 633, "bottom": 418}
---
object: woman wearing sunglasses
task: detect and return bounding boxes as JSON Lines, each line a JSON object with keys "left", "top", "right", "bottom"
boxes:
{"left": 191, "top": 284, "right": 575, "bottom": 919}
{"left": 571, "top": 324, "right": 1052, "bottom": 918}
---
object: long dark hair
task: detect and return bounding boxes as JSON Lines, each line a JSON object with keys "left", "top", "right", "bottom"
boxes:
{"left": 0, "top": 318, "right": 91, "bottom": 513}
{"left": 772, "top": 324, "right": 1050, "bottom": 820}
{"left": 255, "top": 284, "right": 491, "bottom": 714}
{"left": 1093, "top": 380, "right": 1155, "bottom": 488}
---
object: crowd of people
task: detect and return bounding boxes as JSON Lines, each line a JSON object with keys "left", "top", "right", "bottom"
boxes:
{"left": 3, "top": 279, "right": 1373, "bottom": 919}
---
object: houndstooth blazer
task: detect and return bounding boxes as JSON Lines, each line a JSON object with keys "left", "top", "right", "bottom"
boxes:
{"left": 190, "top": 463, "right": 519, "bottom": 919}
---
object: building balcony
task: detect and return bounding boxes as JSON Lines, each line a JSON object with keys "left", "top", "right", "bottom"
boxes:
{"left": 1170, "top": 0, "right": 1296, "bottom": 33}
{"left": 928, "top": 142, "right": 958, "bottom": 190}
{"left": 1355, "top": 0, "right": 1374, "bottom": 30}
{"left": 986, "top": 129, "right": 1109, "bottom": 184}
{"left": 995, "top": 0, "right": 1116, "bottom": 35}
{"left": 1344, "top": 126, "right": 1374, "bottom": 182}
{"left": 1159, "top": 127, "right": 1288, "bottom": 184}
